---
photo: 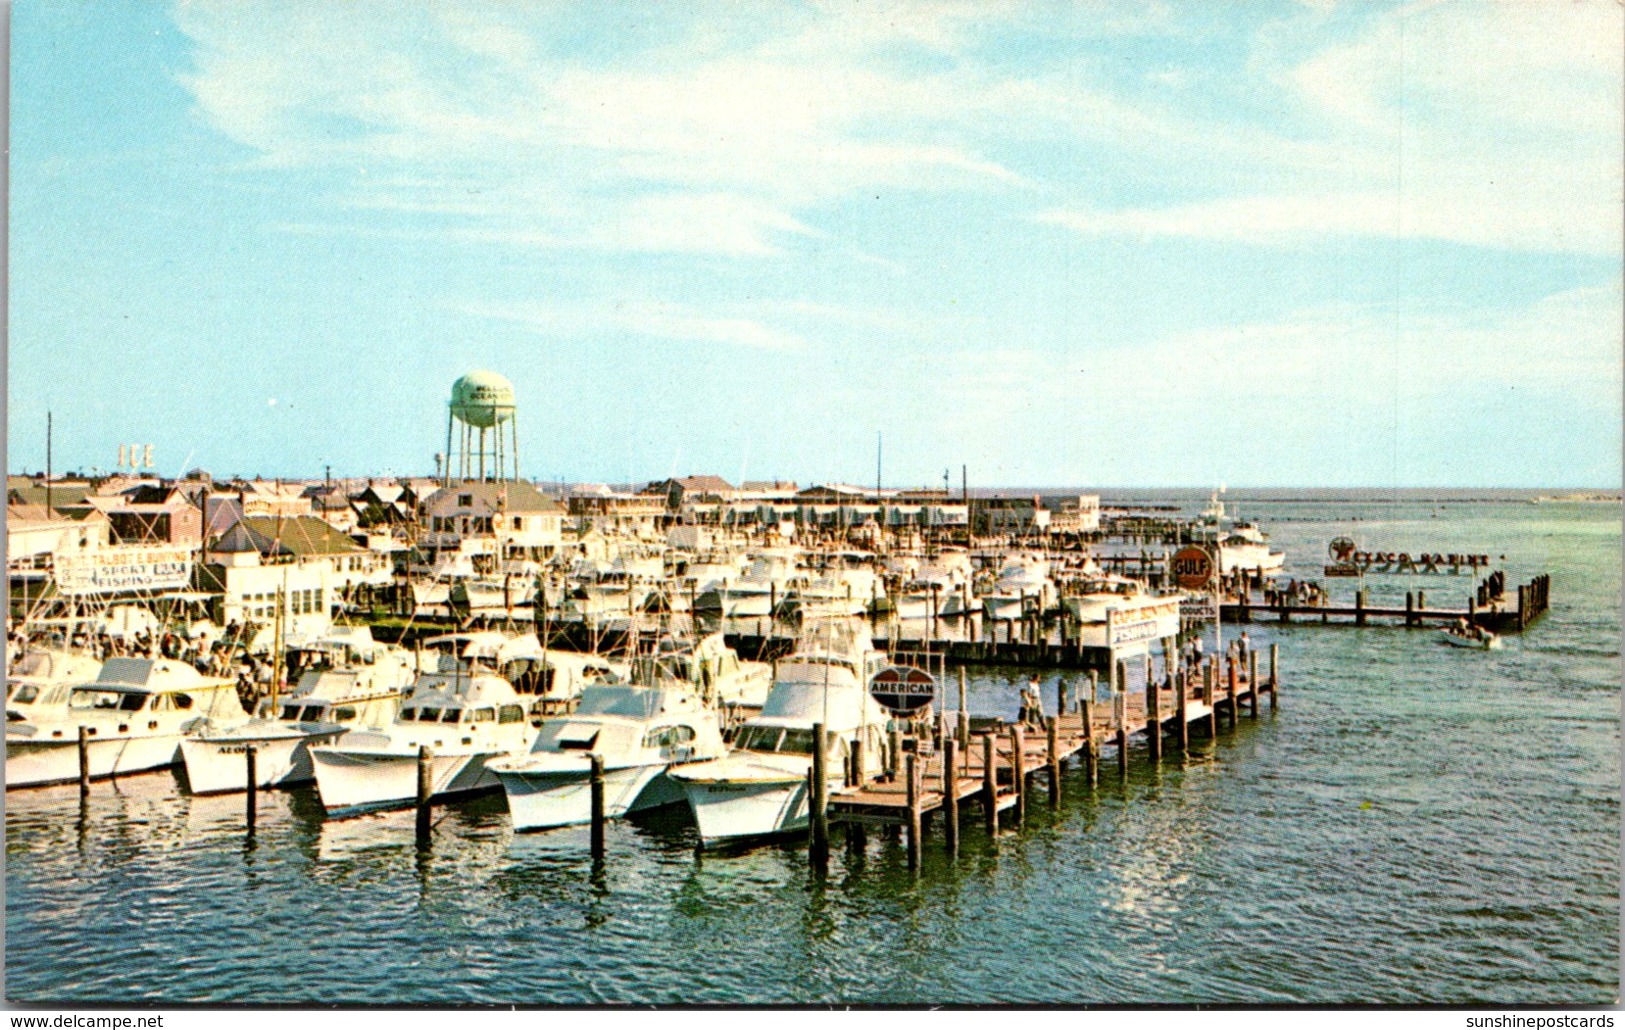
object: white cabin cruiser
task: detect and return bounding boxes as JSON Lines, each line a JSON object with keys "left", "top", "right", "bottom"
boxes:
{"left": 179, "top": 628, "right": 417, "bottom": 794}
{"left": 6, "top": 648, "right": 103, "bottom": 727}
{"left": 669, "top": 619, "right": 890, "bottom": 848}
{"left": 1194, "top": 492, "right": 1286, "bottom": 575}
{"left": 695, "top": 551, "right": 804, "bottom": 618}
{"left": 309, "top": 668, "right": 534, "bottom": 815}
{"left": 894, "top": 550, "right": 979, "bottom": 619}
{"left": 490, "top": 679, "right": 729, "bottom": 832}
{"left": 6, "top": 657, "right": 248, "bottom": 789}
{"left": 1062, "top": 576, "right": 1184, "bottom": 649}
{"left": 982, "top": 554, "right": 1056, "bottom": 620}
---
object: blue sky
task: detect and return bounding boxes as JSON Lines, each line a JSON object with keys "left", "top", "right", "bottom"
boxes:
{"left": 8, "top": 0, "right": 1622, "bottom": 488}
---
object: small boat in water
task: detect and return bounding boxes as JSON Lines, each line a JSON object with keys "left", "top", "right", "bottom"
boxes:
{"left": 1440, "top": 626, "right": 1503, "bottom": 650}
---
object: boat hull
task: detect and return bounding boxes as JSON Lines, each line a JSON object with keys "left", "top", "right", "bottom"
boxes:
{"left": 5, "top": 732, "right": 183, "bottom": 789}
{"left": 180, "top": 730, "right": 341, "bottom": 794}
{"left": 679, "top": 775, "right": 810, "bottom": 847}
{"left": 310, "top": 746, "right": 505, "bottom": 815}
{"left": 496, "top": 762, "right": 674, "bottom": 831}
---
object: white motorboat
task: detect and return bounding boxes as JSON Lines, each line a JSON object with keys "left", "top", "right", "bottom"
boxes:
{"left": 893, "top": 549, "right": 979, "bottom": 619}
{"left": 695, "top": 551, "right": 803, "bottom": 618}
{"left": 982, "top": 554, "right": 1056, "bottom": 620}
{"left": 6, "top": 657, "right": 248, "bottom": 789}
{"left": 1062, "top": 576, "right": 1184, "bottom": 650}
{"left": 490, "top": 679, "right": 729, "bottom": 832}
{"left": 6, "top": 647, "right": 103, "bottom": 727}
{"left": 179, "top": 627, "right": 417, "bottom": 794}
{"left": 308, "top": 667, "right": 535, "bottom": 815}
{"left": 1193, "top": 491, "right": 1286, "bottom": 575}
{"left": 669, "top": 618, "right": 891, "bottom": 848}
{"left": 1440, "top": 626, "right": 1503, "bottom": 650}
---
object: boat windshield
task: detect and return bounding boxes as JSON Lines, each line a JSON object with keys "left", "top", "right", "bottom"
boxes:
{"left": 575, "top": 686, "right": 661, "bottom": 719}
{"left": 11, "top": 684, "right": 39, "bottom": 705}
{"left": 68, "top": 689, "right": 146, "bottom": 712}
{"left": 735, "top": 726, "right": 817, "bottom": 755}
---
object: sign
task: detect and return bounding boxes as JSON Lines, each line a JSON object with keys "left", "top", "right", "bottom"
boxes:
{"left": 1171, "top": 546, "right": 1216, "bottom": 589}
{"left": 1325, "top": 550, "right": 1490, "bottom": 576}
{"left": 1109, "top": 617, "right": 1163, "bottom": 648}
{"left": 1180, "top": 596, "right": 1219, "bottom": 621}
{"left": 56, "top": 545, "right": 194, "bottom": 596}
{"left": 869, "top": 665, "right": 936, "bottom": 715}
{"left": 1328, "top": 536, "right": 1357, "bottom": 562}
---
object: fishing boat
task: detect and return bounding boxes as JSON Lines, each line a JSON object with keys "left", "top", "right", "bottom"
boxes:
{"left": 6, "top": 647, "right": 103, "bottom": 727}
{"left": 695, "top": 550, "right": 803, "bottom": 618}
{"left": 308, "top": 666, "right": 535, "bottom": 815}
{"left": 6, "top": 657, "right": 249, "bottom": 789}
{"left": 1440, "top": 625, "right": 1503, "bottom": 650}
{"left": 669, "top": 618, "right": 890, "bottom": 848}
{"left": 1193, "top": 491, "right": 1286, "bottom": 574}
{"left": 490, "top": 674, "right": 728, "bottom": 832}
{"left": 893, "top": 549, "right": 978, "bottom": 619}
{"left": 178, "top": 627, "right": 417, "bottom": 794}
{"left": 982, "top": 553, "right": 1056, "bottom": 620}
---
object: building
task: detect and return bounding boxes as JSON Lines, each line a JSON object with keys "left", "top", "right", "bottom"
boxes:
{"left": 1048, "top": 495, "right": 1102, "bottom": 534}
{"left": 83, "top": 486, "right": 203, "bottom": 546}
{"left": 972, "top": 495, "right": 1051, "bottom": 535}
{"left": 202, "top": 515, "right": 390, "bottom": 643}
{"left": 419, "top": 480, "right": 566, "bottom": 559}
{"left": 566, "top": 485, "right": 668, "bottom": 537}
{"left": 642, "top": 475, "right": 737, "bottom": 511}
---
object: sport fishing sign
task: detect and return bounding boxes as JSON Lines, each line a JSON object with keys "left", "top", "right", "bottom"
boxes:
{"left": 56, "top": 545, "right": 194, "bottom": 596}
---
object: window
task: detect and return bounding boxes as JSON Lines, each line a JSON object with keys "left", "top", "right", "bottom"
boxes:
{"left": 442, "top": 709, "right": 461, "bottom": 723}
{"left": 669, "top": 725, "right": 696, "bottom": 745}
{"left": 473, "top": 708, "right": 495, "bottom": 722}
{"left": 512, "top": 517, "right": 523, "bottom": 530}
{"left": 301, "top": 705, "right": 325, "bottom": 721}
{"left": 415, "top": 707, "right": 440, "bottom": 723}
{"left": 282, "top": 705, "right": 303, "bottom": 720}
{"left": 458, "top": 494, "right": 472, "bottom": 507}
{"left": 172, "top": 693, "right": 193, "bottom": 711}
{"left": 12, "top": 684, "right": 39, "bottom": 705}
{"left": 400, "top": 707, "right": 418, "bottom": 722}
{"left": 498, "top": 705, "right": 524, "bottom": 724}
{"left": 333, "top": 706, "right": 357, "bottom": 722}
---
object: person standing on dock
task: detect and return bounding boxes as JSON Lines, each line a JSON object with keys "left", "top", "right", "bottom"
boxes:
{"left": 1020, "top": 675, "right": 1042, "bottom": 727}
{"left": 1239, "top": 630, "right": 1251, "bottom": 658}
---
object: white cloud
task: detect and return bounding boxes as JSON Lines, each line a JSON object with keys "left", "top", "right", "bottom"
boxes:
{"left": 462, "top": 299, "right": 808, "bottom": 351}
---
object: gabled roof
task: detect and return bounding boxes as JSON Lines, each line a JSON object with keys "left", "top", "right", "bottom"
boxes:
{"left": 215, "top": 515, "right": 363, "bottom": 557}
{"left": 425, "top": 480, "right": 563, "bottom": 513}
{"left": 7, "top": 483, "right": 92, "bottom": 508}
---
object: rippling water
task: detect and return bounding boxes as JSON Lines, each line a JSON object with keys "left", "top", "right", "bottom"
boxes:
{"left": 5, "top": 499, "right": 1618, "bottom": 1005}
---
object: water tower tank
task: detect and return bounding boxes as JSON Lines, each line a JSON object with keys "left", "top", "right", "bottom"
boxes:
{"left": 449, "top": 370, "right": 516, "bottom": 429}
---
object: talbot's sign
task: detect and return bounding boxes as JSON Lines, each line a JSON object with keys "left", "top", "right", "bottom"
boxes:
{"left": 56, "top": 546, "right": 194, "bottom": 596}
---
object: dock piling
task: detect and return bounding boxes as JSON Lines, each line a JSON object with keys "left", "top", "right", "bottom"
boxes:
{"left": 1176, "top": 668, "right": 1189, "bottom": 751}
{"left": 1269, "top": 642, "right": 1280, "bottom": 710}
{"left": 589, "top": 753, "right": 606, "bottom": 860}
{"left": 1046, "top": 716, "right": 1060, "bottom": 809}
{"left": 1010, "top": 724, "right": 1026, "bottom": 825}
{"left": 905, "top": 752, "right": 921, "bottom": 871}
{"left": 1204, "top": 659, "right": 1218, "bottom": 737}
{"left": 1146, "top": 671, "right": 1162, "bottom": 762}
{"left": 1081, "top": 698, "right": 1097, "bottom": 786}
{"left": 810, "top": 721, "right": 829, "bottom": 870}
{"left": 943, "top": 736, "right": 959, "bottom": 855}
{"left": 1248, "top": 650, "right": 1260, "bottom": 717}
{"left": 981, "top": 733, "right": 998, "bottom": 834}
{"left": 245, "top": 745, "right": 258, "bottom": 835}
{"left": 77, "top": 726, "right": 90, "bottom": 797}
{"left": 416, "top": 745, "right": 434, "bottom": 846}
{"left": 957, "top": 666, "right": 970, "bottom": 750}
{"left": 1113, "top": 687, "right": 1129, "bottom": 778}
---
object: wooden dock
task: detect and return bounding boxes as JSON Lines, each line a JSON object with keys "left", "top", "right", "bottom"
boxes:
{"left": 1225, "top": 573, "right": 1550, "bottom": 633}
{"left": 817, "top": 646, "right": 1280, "bottom": 869}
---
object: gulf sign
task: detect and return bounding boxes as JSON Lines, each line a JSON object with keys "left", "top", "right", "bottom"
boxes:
{"left": 1171, "top": 546, "right": 1216, "bottom": 589}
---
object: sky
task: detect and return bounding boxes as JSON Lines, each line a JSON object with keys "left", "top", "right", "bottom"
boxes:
{"left": 6, "top": 0, "right": 1622, "bottom": 488}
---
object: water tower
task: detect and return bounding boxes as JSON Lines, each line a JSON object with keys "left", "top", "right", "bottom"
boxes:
{"left": 443, "top": 370, "right": 519, "bottom": 485}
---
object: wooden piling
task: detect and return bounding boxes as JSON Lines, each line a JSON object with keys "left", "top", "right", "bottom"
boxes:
{"left": 1088, "top": 669, "right": 1099, "bottom": 703}
{"left": 1176, "top": 668, "right": 1189, "bottom": 750}
{"left": 1206, "top": 659, "right": 1218, "bottom": 737}
{"left": 810, "top": 721, "right": 829, "bottom": 869}
{"left": 1010, "top": 724, "right": 1026, "bottom": 825}
{"left": 1248, "top": 650, "right": 1260, "bottom": 717}
{"left": 1114, "top": 690, "right": 1129, "bottom": 777}
{"left": 1269, "top": 642, "right": 1280, "bottom": 711}
{"left": 943, "top": 736, "right": 960, "bottom": 854}
{"left": 1226, "top": 658, "right": 1238, "bottom": 729}
{"left": 77, "top": 726, "right": 90, "bottom": 797}
{"left": 245, "top": 744, "right": 258, "bottom": 835}
{"left": 889, "top": 726, "right": 903, "bottom": 781}
{"left": 1081, "top": 697, "right": 1098, "bottom": 785}
{"left": 589, "top": 753, "right": 606, "bottom": 860}
{"left": 957, "top": 666, "right": 970, "bottom": 749}
{"left": 1355, "top": 589, "right": 1367, "bottom": 627}
{"left": 415, "top": 745, "right": 434, "bottom": 846}
{"left": 981, "top": 732, "right": 998, "bottom": 834}
{"left": 1046, "top": 716, "right": 1061, "bottom": 809}
{"left": 1146, "top": 671, "right": 1162, "bottom": 761}
{"left": 905, "top": 752, "right": 921, "bottom": 870}
{"left": 1405, "top": 591, "right": 1415, "bottom": 627}
{"left": 850, "top": 735, "right": 865, "bottom": 788}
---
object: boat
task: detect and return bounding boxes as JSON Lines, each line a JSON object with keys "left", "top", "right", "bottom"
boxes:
{"left": 893, "top": 549, "right": 978, "bottom": 619}
{"left": 308, "top": 666, "right": 535, "bottom": 815}
{"left": 6, "top": 647, "right": 103, "bottom": 727}
{"left": 1193, "top": 491, "right": 1286, "bottom": 575}
{"left": 981, "top": 553, "right": 1056, "bottom": 620}
{"left": 178, "top": 627, "right": 417, "bottom": 794}
{"left": 1440, "top": 626, "right": 1503, "bottom": 650}
{"left": 6, "top": 657, "right": 249, "bottom": 789}
{"left": 1061, "top": 575, "right": 1184, "bottom": 651}
{"left": 669, "top": 618, "right": 891, "bottom": 848}
{"left": 489, "top": 674, "right": 729, "bottom": 832}
{"left": 695, "top": 550, "right": 803, "bottom": 618}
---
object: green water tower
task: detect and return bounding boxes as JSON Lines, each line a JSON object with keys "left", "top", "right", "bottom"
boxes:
{"left": 444, "top": 370, "right": 519, "bottom": 484}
